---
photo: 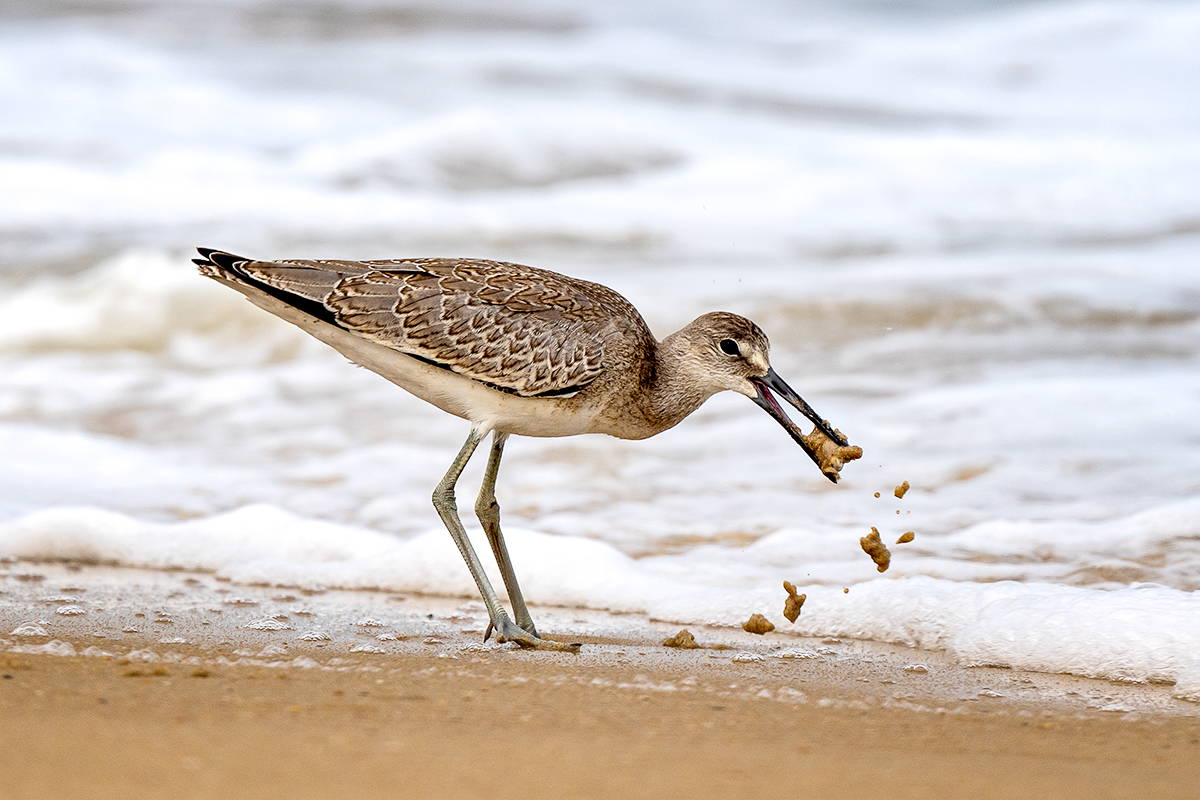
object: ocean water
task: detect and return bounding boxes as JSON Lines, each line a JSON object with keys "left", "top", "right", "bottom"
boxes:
{"left": 2, "top": 0, "right": 1199, "bottom": 691}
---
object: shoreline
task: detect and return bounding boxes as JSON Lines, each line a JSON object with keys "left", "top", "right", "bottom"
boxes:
{"left": 3, "top": 563, "right": 1199, "bottom": 798}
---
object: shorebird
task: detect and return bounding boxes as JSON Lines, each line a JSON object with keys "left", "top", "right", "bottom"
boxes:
{"left": 195, "top": 248, "right": 861, "bottom": 651}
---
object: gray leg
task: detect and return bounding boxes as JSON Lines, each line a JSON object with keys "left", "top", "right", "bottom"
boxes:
{"left": 474, "top": 432, "right": 538, "bottom": 637}
{"left": 432, "top": 427, "right": 577, "bottom": 653}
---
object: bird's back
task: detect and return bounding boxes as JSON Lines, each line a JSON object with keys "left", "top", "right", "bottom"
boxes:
{"left": 195, "top": 250, "right": 655, "bottom": 400}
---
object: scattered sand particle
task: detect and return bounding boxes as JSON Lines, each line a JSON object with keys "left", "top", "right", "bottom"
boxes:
{"left": 843, "top": 587, "right": 849, "bottom": 594}
{"left": 894, "top": 481, "right": 910, "bottom": 499}
{"left": 800, "top": 427, "right": 863, "bottom": 482}
{"left": 874, "top": 492, "right": 881, "bottom": 498}
{"left": 860, "top": 527, "right": 891, "bottom": 572}
{"left": 662, "top": 630, "right": 700, "bottom": 649}
{"left": 896, "top": 531, "right": 915, "bottom": 544}
{"left": 782, "top": 581, "right": 806, "bottom": 623}
{"left": 742, "top": 614, "right": 775, "bottom": 635}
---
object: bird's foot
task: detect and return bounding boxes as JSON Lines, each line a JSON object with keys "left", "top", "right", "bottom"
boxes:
{"left": 487, "top": 616, "right": 580, "bottom": 653}
{"left": 483, "top": 614, "right": 537, "bottom": 640}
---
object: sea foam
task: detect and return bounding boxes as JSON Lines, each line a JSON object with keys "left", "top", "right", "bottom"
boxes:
{"left": 3, "top": 504, "right": 1199, "bottom": 689}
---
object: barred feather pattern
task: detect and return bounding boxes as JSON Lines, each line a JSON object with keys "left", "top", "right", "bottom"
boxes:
{"left": 218, "top": 256, "right": 651, "bottom": 398}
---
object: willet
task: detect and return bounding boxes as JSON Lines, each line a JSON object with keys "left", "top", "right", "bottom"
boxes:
{"left": 195, "top": 248, "right": 861, "bottom": 651}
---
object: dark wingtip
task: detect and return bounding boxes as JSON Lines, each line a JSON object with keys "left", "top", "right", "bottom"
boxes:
{"left": 195, "top": 247, "right": 251, "bottom": 269}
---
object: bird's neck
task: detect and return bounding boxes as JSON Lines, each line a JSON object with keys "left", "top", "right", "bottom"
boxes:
{"left": 589, "top": 326, "right": 718, "bottom": 441}
{"left": 642, "top": 329, "right": 717, "bottom": 433}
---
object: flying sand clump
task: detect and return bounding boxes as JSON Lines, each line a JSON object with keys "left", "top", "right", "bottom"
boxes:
{"left": 860, "top": 527, "right": 891, "bottom": 572}
{"left": 782, "top": 581, "right": 806, "bottom": 623}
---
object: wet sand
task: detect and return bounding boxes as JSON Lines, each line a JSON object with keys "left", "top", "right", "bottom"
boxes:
{"left": 2, "top": 564, "right": 1199, "bottom": 799}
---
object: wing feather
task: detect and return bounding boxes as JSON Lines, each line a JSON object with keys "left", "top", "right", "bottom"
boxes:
{"left": 198, "top": 252, "right": 647, "bottom": 397}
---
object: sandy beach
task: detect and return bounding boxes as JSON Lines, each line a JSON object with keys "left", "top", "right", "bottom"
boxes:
{"left": 3, "top": 563, "right": 1198, "bottom": 800}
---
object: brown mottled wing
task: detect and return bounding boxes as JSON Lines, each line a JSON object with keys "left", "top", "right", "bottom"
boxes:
{"left": 233, "top": 257, "right": 644, "bottom": 397}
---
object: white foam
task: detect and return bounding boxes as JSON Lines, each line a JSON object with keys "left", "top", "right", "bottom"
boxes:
{"left": 7, "top": 639, "right": 77, "bottom": 658}
{"left": 1172, "top": 663, "right": 1200, "bottom": 703}
{"left": 0, "top": 505, "right": 395, "bottom": 572}
{"left": 0, "top": 251, "right": 307, "bottom": 360}
{"left": 4, "top": 505, "right": 1200, "bottom": 687}
{"left": 10, "top": 623, "right": 49, "bottom": 637}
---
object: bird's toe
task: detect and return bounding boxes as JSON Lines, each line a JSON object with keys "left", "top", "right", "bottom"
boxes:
{"left": 494, "top": 617, "right": 579, "bottom": 653}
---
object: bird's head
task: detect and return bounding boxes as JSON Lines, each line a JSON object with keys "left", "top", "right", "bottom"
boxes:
{"left": 679, "top": 312, "right": 852, "bottom": 482}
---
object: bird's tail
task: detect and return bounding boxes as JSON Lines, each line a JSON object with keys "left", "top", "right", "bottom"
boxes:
{"left": 193, "top": 247, "right": 252, "bottom": 279}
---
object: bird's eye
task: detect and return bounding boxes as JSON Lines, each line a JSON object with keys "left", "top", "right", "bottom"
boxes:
{"left": 719, "top": 338, "right": 740, "bottom": 357}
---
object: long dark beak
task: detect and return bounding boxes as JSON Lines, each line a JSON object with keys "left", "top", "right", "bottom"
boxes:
{"left": 749, "top": 368, "right": 847, "bottom": 482}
